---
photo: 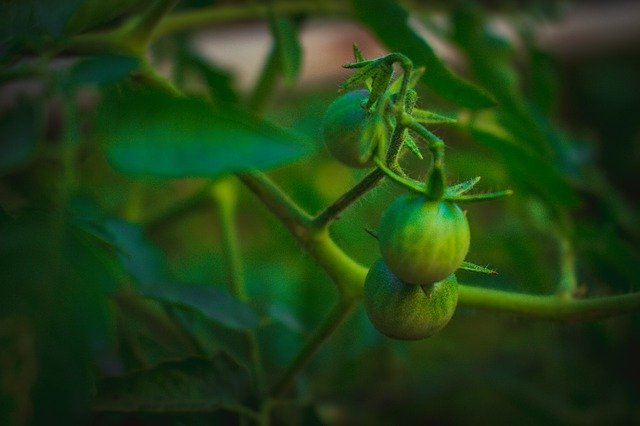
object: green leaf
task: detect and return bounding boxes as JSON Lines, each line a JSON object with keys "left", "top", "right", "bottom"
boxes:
{"left": 103, "top": 218, "right": 259, "bottom": 332}
{"left": 104, "top": 218, "right": 169, "bottom": 286}
{"left": 353, "top": 0, "right": 495, "bottom": 109}
{"left": 64, "top": 54, "right": 140, "bottom": 89}
{"left": 94, "top": 355, "right": 253, "bottom": 413}
{"left": 97, "top": 88, "right": 312, "bottom": 178}
{"left": 270, "top": 15, "right": 302, "bottom": 87}
{"left": 0, "top": 98, "right": 40, "bottom": 175}
{"left": 145, "top": 283, "right": 259, "bottom": 331}
{"left": 182, "top": 50, "right": 239, "bottom": 104}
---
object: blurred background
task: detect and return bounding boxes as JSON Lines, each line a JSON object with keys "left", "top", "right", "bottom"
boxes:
{"left": 1, "top": 0, "right": 640, "bottom": 424}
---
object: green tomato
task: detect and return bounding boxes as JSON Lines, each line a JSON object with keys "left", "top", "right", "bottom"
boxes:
{"left": 378, "top": 194, "right": 470, "bottom": 286}
{"left": 364, "top": 258, "right": 458, "bottom": 340}
{"left": 322, "top": 89, "right": 373, "bottom": 168}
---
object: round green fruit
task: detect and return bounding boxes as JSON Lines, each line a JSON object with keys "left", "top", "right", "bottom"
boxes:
{"left": 322, "top": 89, "right": 373, "bottom": 168}
{"left": 378, "top": 194, "right": 470, "bottom": 286}
{"left": 364, "top": 258, "right": 458, "bottom": 340}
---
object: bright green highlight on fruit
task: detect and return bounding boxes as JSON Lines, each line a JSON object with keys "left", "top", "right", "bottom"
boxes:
{"left": 379, "top": 195, "right": 470, "bottom": 285}
{"left": 322, "top": 89, "right": 373, "bottom": 168}
{"left": 364, "top": 258, "right": 458, "bottom": 340}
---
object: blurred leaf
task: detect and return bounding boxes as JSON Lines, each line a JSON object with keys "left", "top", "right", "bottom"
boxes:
{"left": 64, "top": 54, "right": 140, "bottom": 89}
{"left": 102, "top": 217, "right": 259, "bottom": 331}
{"left": 353, "top": 0, "right": 495, "bottom": 109}
{"left": 65, "top": 0, "right": 148, "bottom": 34}
{"left": 145, "top": 283, "right": 259, "bottom": 331}
{"left": 171, "top": 308, "right": 254, "bottom": 369}
{"left": 528, "top": 47, "right": 559, "bottom": 115}
{"left": 32, "top": 0, "right": 84, "bottom": 38}
{"left": 0, "top": 212, "right": 116, "bottom": 423}
{"left": 0, "top": 98, "right": 40, "bottom": 175}
{"left": 97, "top": 88, "right": 313, "bottom": 178}
{"left": 94, "top": 355, "right": 252, "bottom": 413}
{"left": 266, "top": 302, "right": 306, "bottom": 334}
{"left": 451, "top": 5, "right": 552, "bottom": 157}
{"left": 270, "top": 15, "right": 302, "bottom": 87}
{"left": 182, "top": 51, "right": 239, "bottom": 104}
{"left": 104, "top": 218, "right": 169, "bottom": 286}
{"left": 470, "top": 126, "right": 579, "bottom": 209}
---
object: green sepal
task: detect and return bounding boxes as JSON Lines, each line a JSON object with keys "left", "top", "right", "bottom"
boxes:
{"left": 445, "top": 176, "right": 481, "bottom": 196}
{"left": 359, "top": 112, "right": 388, "bottom": 163}
{"left": 411, "top": 108, "right": 457, "bottom": 125}
{"left": 339, "top": 60, "right": 379, "bottom": 92}
{"left": 403, "top": 132, "right": 423, "bottom": 160}
{"left": 405, "top": 89, "right": 418, "bottom": 113}
{"left": 352, "top": 42, "right": 366, "bottom": 63}
{"left": 460, "top": 261, "right": 498, "bottom": 275}
{"left": 445, "top": 189, "right": 513, "bottom": 203}
{"left": 342, "top": 59, "right": 378, "bottom": 69}
{"left": 388, "top": 66, "right": 425, "bottom": 94}
{"left": 373, "top": 157, "right": 426, "bottom": 194}
{"left": 366, "top": 63, "right": 393, "bottom": 109}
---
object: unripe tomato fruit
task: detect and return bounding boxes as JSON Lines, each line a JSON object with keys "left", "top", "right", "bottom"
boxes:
{"left": 378, "top": 194, "right": 470, "bottom": 286}
{"left": 322, "top": 89, "right": 373, "bottom": 168}
{"left": 364, "top": 258, "right": 458, "bottom": 340}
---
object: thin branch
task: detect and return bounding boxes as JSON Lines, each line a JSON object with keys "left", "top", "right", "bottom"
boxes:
{"left": 312, "top": 168, "right": 384, "bottom": 228}
{"left": 153, "top": 1, "right": 351, "bottom": 41}
{"left": 236, "top": 171, "right": 313, "bottom": 240}
{"left": 458, "top": 285, "right": 640, "bottom": 321}
{"left": 269, "top": 298, "right": 359, "bottom": 397}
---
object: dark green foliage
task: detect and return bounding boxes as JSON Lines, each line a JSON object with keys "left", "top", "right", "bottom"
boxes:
{"left": 98, "top": 88, "right": 313, "bottom": 178}
{"left": 0, "top": 0, "right": 639, "bottom": 424}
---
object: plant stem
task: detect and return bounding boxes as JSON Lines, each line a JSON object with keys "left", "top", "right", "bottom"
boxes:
{"left": 312, "top": 168, "right": 384, "bottom": 228}
{"left": 312, "top": 119, "right": 412, "bottom": 228}
{"left": 457, "top": 284, "right": 640, "bottom": 321}
{"left": 236, "top": 171, "right": 313, "bottom": 240}
{"left": 144, "top": 184, "right": 213, "bottom": 232}
{"left": 210, "top": 178, "right": 267, "bottom": 395}
{"left": 210, "top": 179, "right": 246, "bottom": 301}
{"left": 153, "top": 1, "right": 351, "bottom": 41}
{"left": 556, "top": 236, "right": 578, "bottom": 299}
{"left": 269, "top": 298, "right": 359, "bottom": 397}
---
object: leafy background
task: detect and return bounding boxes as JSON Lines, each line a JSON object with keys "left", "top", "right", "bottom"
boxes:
{"left": 1, "top": 0, "right": 639, "bottom": 424}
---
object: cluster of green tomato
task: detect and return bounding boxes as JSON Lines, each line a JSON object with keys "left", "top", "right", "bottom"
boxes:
{"left": 322, "top": 89, "right": 470, "bottom": 340}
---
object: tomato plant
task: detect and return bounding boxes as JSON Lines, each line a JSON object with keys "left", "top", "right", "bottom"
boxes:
{"left": 378, "top": 196, "right": 470, "bottom": 285}
{"left": 322, "top": 89, "right": 375, "bottom": 168}
{"left": 1, "top": 0, "right": 640, "bottom": 425}
{"left": 364, "top": 258, "right": 458, "bottom": 340}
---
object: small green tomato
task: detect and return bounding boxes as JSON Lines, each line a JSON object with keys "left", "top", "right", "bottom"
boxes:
{"left": 364, "top": 258, "right": 458, "bottom": 340}
{"left": 322, "top": 89, "right": 373, "bottom": 168}
{"left": 378, "top": 194, "right": 470, "bottom": 286}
